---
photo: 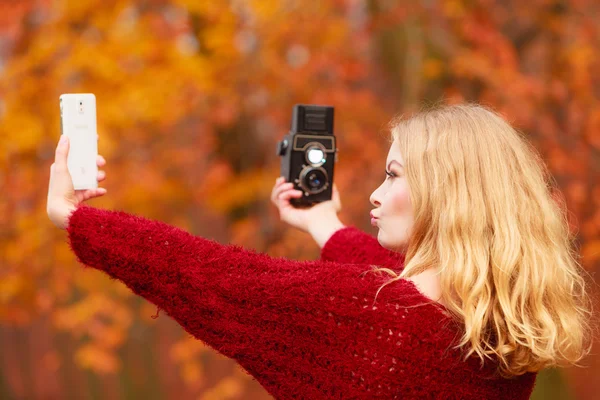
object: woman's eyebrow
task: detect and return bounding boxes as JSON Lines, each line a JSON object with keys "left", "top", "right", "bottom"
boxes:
{"left": 387, "top": 160, "right": 404, "bottom": 169}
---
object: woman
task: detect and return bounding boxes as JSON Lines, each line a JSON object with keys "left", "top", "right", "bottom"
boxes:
{"left": 47, "top": 104, "right": 595, "bottom": 399}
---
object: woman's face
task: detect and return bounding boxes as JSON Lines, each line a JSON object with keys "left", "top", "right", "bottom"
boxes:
{"left": 369, "top": 140, "right": 414, "bottom": 251}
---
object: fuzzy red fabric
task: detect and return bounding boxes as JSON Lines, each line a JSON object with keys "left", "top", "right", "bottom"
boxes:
{"left": 65, "top": 205, "right": 537, "bottom": 399}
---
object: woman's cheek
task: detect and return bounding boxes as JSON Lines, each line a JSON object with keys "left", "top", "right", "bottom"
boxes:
{"left": 379, "top": 184, "right": 413, "bottom": 250}
{"left": 389, "top": 183, "right": 411, "bottom": 211}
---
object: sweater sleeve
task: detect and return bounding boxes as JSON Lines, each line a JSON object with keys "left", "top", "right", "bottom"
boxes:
{"left": 65, "top": 205, "right": 423, "bottom": 399}
{"left": 320, "top": 226, "right": 405, "bottom": 271}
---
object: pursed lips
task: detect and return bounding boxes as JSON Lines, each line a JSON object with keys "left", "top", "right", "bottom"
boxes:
{"left": 370, "top": 211, "right": 379, "bottom": 226}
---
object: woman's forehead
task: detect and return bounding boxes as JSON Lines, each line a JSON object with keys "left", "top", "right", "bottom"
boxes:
{"left": 387, "top": 142, "right": 404, "bottom": 164}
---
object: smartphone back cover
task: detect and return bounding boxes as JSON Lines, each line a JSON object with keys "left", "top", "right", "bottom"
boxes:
{"left": 60, "top": 93, "right": 98, "bottom": 190}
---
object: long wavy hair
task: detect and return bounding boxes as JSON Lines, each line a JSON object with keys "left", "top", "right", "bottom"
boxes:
{"left": 370, "top": 103, "right": 598, "bottom": 378}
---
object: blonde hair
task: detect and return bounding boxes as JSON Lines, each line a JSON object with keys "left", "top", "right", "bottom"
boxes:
{"left": 370, "top": 103, "right": 599, "bottom": 378}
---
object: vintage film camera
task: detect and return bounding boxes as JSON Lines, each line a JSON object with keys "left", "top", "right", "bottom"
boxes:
{"left": 276, "top": 104, "right": 338, "bottom": 207}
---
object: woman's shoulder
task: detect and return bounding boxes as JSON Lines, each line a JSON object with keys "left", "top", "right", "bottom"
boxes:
{"left": 371, "top": 268, "right": 455, "bottom": 327}
{"left": 405, "top": 268, "right": 444, "bottom": 308}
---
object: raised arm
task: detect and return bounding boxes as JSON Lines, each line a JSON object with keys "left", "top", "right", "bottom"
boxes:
{"left": 65, "top": 205, "right": 429, "bottom": 399}
{"left": 319, "top": 226, "right": 405, "bottom": 271}
{"left": 269, "top": 179, "right": 403, "bottom": 270}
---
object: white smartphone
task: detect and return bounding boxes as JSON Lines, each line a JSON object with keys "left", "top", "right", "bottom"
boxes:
{"left": 59, "top": 93, "right": 98, "bottom": 190}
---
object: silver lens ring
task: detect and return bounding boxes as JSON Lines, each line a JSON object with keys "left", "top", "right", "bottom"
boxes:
{"left": 298, "top": 166, "right": 329, "bottom": 195}
{"left": 303, "top": 142, "right": 327, "bottom": 167}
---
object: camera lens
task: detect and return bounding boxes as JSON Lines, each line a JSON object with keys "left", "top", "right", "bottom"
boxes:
{"left": 307, "top": 147, "right": 324, "bottom": 164}
{"left": 303, "top": 168, "right": 327, "bottom": 192}
{"left": 304, "top": 143, "right": 327, "bottom": 167}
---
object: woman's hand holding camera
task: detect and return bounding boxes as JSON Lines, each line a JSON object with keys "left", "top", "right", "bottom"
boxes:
{"left": 271, "top": 177, "right": 345, "bottom": 248}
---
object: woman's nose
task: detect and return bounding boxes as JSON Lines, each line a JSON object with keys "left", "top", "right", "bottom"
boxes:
{"left": 370, "top": 190, "right": 380, "bottom": 207}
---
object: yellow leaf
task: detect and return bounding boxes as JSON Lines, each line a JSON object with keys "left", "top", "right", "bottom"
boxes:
{"left": 75, "top": 343, "right": 120, "bottom": 374}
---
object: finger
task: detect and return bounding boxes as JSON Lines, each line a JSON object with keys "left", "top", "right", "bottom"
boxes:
{"left": 97, "top": 170, "right": 106, "bottom": 182}
{"left": 274, "top": 177, "right": 287, "bottom": 188}
{"left": 77, "top": 187, "right": 107, "bottom": 202}
{"left": 49, "top": 138, "right": 74, "bottom": 200}
{"left": 332, "top": 185, "right": 341, "bottom": 207}
{"left": 275, "top": 183, "right": 295, "bottom": 198}
{"left": 97, "top": 155, "right": 106, "bottom": 167}
{"left": 54, "top": 135, "right": 69, "bottom": 171}
{"left": 271, "top": 182, "right": 294, "bottom": 203}
{"left": 278, "top": 190, "right": 303, "bottom": 202}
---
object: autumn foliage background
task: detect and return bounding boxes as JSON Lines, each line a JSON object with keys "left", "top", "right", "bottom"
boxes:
{"left": 1, "top": 0, "right": 599, "bottom": 399}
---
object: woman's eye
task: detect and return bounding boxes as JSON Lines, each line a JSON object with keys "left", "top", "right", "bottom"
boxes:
{"left": 385, "top": 170, "right": 396, "bottom": 179}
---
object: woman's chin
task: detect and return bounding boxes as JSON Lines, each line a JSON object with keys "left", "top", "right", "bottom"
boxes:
{"left": 377, "top": 231, "right": 406, "bottom": 252}
{"left": 377, "top": 231, "right": 391, "bottom": 248}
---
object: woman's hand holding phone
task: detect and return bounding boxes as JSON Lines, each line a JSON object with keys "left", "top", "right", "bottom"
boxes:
{"left": 270, "top": 177, "right": 345, "bottom": 247}
{"left": 47, "top": 136, "right": 107, "bottom": 230}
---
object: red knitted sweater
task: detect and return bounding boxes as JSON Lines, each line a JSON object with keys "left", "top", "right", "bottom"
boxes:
{"left": 65, "top": 205, "right": 537, "bottom": 399}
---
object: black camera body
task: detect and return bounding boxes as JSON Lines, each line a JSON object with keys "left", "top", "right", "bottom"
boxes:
{"left": 276, "top": 104, "right": 337, "bottom": 208}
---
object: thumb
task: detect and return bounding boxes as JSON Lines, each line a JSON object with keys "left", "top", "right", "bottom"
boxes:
{"left": 332, "top": 184, "right": 339, "bottom": 200}
{"left": 55, "top": 135, "right": 69, "bottom": 169}
{"left": 332, "top": 184, "right": 341, "bottom": 207}
{"left": 49, "top": 135, "right": 74, "bottom": 198}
